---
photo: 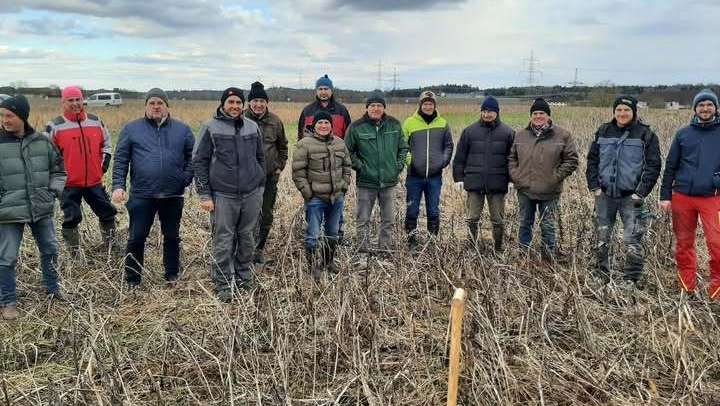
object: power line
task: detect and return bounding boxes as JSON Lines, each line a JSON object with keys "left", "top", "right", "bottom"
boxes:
{"left": 522, "top": 50, "right": 542, "bottom": 87}
{"left": 376, "top": 60, "right": 383, "bottom": 91}
{"left": 568, "top": 67, "right": 584, "bottom": 87}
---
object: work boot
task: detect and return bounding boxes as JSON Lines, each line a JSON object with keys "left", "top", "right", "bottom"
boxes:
{"left": 467, "top": 222, "right": 480, "bottom": 248}
{"left": 99, "top": 220, "right": 117, "bottom": 252}
{"left": 306, "top": 247, "right": 322, "bottom": 281}
{"left": 253, "top": 249, "right": 266, "bottom": 265}
{"left": 324, "top": 239, "right": 339, "bottom": 274}
{"left": 62, "top": 227, "right": 80, "bottom": 254}
{"left": 1, "top": 304, "right": 18, "bottom": 320}
{"left": 427, "top": 217, "right": 440, "bottom": 236}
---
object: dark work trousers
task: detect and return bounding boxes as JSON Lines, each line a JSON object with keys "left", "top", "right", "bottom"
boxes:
{"left": 256, "top": 174, "right": 279, "bottom": 252}
{"left": 60, "top": 185, "right": 117, "bottom": 229}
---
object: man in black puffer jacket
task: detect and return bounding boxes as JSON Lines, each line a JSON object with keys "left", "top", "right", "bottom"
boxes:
{"left": 586, "top": 96, "right": 661, "bottom": 288}
{"left": 452, "top": 96, "right": 515, "bottom": 251}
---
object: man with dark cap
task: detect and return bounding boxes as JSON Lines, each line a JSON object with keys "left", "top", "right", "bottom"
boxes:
{"left": 509, "top": 98, "right": 578, "bottom": 262}
{"left": 244, "top": 81, "right": 288, "bottom": 265}
{"left": 452, "top": 96, "right": 515, "bottom": 252}
{"left": 345, "top": 90, "right": 409, "bottom": 253}
{"left": 660, "top": 88, "right": 720, "bottom": 300}
{"left": 292, "top": 110, "right": 352, "bottom": 280}
{"left": 297, "top": 75, "right": 352, "bottom": 140}
{"left": 46, "top": 86, "right": 117, "bottom": 254}
{"left": 194, "top": 87, "right": 265, "bottom": 302}
{"left": 402, "top": 90, "right": 453, "bottom": 247}
{"left": 0, "top": 95, "right": 67, "bottom": 320}
{"left": 112, "top": 88, "right": 195, "bottom": 287}
{"left": 586, "top": 96, "right": 661, "bottom": 291}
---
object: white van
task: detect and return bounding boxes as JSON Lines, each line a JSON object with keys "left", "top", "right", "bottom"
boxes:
{"left": 85, "top": 92, "right": 123, "bottom": 107}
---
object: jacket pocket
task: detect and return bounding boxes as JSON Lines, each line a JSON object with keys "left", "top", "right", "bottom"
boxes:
{"left": 211, "top": 134, "right": 238, "bottom": 165}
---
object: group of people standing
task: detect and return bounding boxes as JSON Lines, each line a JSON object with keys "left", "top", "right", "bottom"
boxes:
{"left": 0, "top": 76, "right": 719, "bottom": 318}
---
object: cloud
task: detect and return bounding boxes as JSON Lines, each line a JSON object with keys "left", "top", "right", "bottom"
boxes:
{"left": 331, "top": 0, "right": 467, "bottom": 11}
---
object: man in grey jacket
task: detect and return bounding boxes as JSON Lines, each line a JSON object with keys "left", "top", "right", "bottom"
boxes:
{"left": 193, "top": 87, "right": 265, "bottom": 302}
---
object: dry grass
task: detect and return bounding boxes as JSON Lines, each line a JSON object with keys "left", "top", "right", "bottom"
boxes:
{"left": 2, "top": 101, "right": 720, "bottom": 405}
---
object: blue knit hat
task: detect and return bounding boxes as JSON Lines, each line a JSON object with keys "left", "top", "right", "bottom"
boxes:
{"left": 316, "top": 75, "right": 333, "bottom": 90}
{"left": 693, "top": 88, "right": 718, "bottom": 109}
{"left": 481, "top": 96, "right": 500, "bottom": 114}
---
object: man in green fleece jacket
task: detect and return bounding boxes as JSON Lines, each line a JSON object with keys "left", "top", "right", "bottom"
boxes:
{"left": 345, "top": 91, "right": 409, "bottom": 253}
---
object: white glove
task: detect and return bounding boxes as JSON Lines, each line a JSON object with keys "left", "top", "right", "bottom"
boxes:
{"left": 454, "top": 182, "right": 464, "bottom": 191}
{"left": 508, "top": 182, "right": 514, "bottom": 191}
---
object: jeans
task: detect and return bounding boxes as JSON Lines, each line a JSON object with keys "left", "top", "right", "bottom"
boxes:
{"left": 405, "top": 175, "right": 442, "bottom": 232}
{"left": 60, "top": 185, "right": 117, "bottom": 229}
{"left": 0, "top": 218, "right": 60, "bottom": 305}
{"left": 125, "top": 196, "right": 184, "bottom": 284}
{"left": 305, "top": 196, "right": 344, "bottom": 249}
{"left": 356, "top": 186, "right": 396, "bottom": 251}
{"left": 256, "top": 174, "right": 279, "bottom": 251}
{"left": 517, "top": 191, "right": 558, "bottom": 252}
{"left": 595, "top": 193, "right": 647, "bottom": 282}
{"left": 211, "top": 191, "right": 263, "bottom": 291}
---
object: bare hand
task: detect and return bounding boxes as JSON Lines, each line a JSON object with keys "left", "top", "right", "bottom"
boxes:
{"left": 275, "top": 168, "right": 282, "bottom": 175}
{"left": 200, "top": 200, "right": 215, "bottom": 212}
{"left": 659, "top": 200, "right": 671, "bottom": 212}
{"left": 112, "top": 189, "right": 126, "bottom": 204}
{"left": 594, "top": 189, "right": 602, "bottom": 197}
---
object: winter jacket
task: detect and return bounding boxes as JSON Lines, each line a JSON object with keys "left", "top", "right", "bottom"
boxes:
{"left": 0, "top": 128, "right": 66, "bottom": 223}
{"left": 112, "top": 116, "right": 195, "bottom": 198}
{"left": 245, "top": 109, "right": 289, "bottom": 175}
{"left": 297, "top": 97, "right": 352, "bottom": 140}
{"left": 344, "top": 113, "right": 409, "bottom": 190}
{"left": 509, "top": 122, "right": 579, "bottom": 200}
{"left": 194, "top": 110, "right": 265, "bottom": 200}
{"left": 452, "top": 119, "right": 515, "bottom": 194}
{"left": 292, "top": 130, "right": 352, "bottom": 203}
{"left": 46, "top": 111, "right": 111, "bottom": 188}
{"left": 660, "top": 114, "right": 720, "bottom": 200}
{"left": 586, "top": 119, "right": 661, "bottom": 198}
{"left": 402, "top": 111, "right": 453, "bottom": 178}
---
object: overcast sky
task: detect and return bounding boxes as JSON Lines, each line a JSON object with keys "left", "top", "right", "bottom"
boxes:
{"left": 1, "top": 0, "right": 718, "bottom": 91}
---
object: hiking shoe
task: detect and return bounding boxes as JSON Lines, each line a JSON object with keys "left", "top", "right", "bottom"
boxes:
{"left": 216, "top": 289, "right": 233, "bottom": 303}
{"left": 1, "top": 304, "right": 18, "bottom": 320}
{"left": 253, "top": 251, "right": 266, "bottom": 265}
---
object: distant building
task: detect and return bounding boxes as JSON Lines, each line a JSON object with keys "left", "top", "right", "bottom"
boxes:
{"left": 637, "top": 101, "right": 649, "bottom": 109}
{"left": 548, "top": 102, "right": 567, "bottom": 107}
{"left": 665, "top": 101, "right": 682, "bottom": 110}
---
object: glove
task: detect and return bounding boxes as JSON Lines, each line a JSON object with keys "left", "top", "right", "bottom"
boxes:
{"left": 631, "top": 193, "right": 643, "bottom": 207}
{"left": 454, "top": 182, "right": 464, "bottom": 191}
{"left": 102, "top": 153, "right": 111, "bottom": 173}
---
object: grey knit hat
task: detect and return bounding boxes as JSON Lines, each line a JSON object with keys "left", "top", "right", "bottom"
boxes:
{"left": 145, "top": 88, "right": 169, "bottom": 106}
{"left": 693, "top": 88, "right": 719, "bottom": 109}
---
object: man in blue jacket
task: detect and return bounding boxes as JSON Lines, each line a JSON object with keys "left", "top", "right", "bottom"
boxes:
{"left": 660, "top": 88, "right": 720, "bottom": 299}
{"left": 112, "top": 88, "right": 195, "bottom": 287}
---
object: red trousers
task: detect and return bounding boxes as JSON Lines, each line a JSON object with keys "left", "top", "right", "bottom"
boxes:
{"left": 671, "top": 192, "right": 720, "bottom": 298}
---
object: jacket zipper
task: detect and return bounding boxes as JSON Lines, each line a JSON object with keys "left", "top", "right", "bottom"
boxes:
{"left": 19, "top": 139, "right": 34, "bottom": 221}
{"left": 327, "top": 139, "right": 335, "bottom": 197}
{"left": 78, "top": 120, "right": 89, "bottom": 187}
{"left": 425, "top": 128, "right": 430, "bottom": 178}
{"left": 376, "top": 125, "right": 382, "bottom": 188}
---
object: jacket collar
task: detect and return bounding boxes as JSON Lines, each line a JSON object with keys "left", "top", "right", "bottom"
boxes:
{"left": 63, "top": 110, "right": 87, "bottom": 122}
{"left": 691, "top": 113, "right": 720, "bottom": 129}
{"left": 145, "top": 114, "right": 170, "bottom": 128}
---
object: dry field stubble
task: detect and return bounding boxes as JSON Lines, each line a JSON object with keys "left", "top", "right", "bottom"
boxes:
{"left": 2, "top": 99, "right": 720, "bottom": 405}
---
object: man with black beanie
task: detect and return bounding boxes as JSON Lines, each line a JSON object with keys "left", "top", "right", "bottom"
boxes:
{"left": 586, "top": 96, "right": 661, "bottom": 291}
{"left": 194, "top": 87, "right": 265, "bottom": 302}
{"left": 509, "top": 98, "right": 578, "bottom": 262}
{"left": 245, "top": 81, "right": 289, "bottom": 265}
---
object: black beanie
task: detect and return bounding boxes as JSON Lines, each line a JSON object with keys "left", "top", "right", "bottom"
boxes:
{"left": 366, "top": 90, "right": 386, "bottom": 108}
{"left": 0, "top": 94, "right": 30, "bottom": 123}
{"left": 220, "top": 87, "right": 245, "bottom": 105}
{"left": 530, "top": 98, "right": 551, "bottom": 116}
{"left": 312, "top": 110, "right": 333, "bottom": 128}
{"left": 248, "top": 81, "right": 268, "bottom": 101}
{"left": 613, "top": 96, "right": 638, "bottom": 119}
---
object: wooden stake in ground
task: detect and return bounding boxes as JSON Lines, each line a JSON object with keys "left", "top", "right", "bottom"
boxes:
{"left": 447, "top": 288, "right": 467, "bottom": 406}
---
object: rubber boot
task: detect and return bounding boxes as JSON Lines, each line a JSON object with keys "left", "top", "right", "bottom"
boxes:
{"left": 99, "top": 220, "right": 116, "bottom": 252}
{"left": 492, "top": 226, "right": 504, "bottom": 253}
{"left": 405, "top": 217, "right": 418, "bottom": 249}
{"left": 324, "top": 239, "right": 339, "bottom": 274}
{"left": 62, "top": 227, "right": 80, "bottom": 255}
{"left": 467, "top": 222, "right": 480, "bottom": 248}
{"left": 427, "top": 217, "right": 440, "bottom": 236}
{"left": 306, "top": 247, "right": 322, "bottom": 281}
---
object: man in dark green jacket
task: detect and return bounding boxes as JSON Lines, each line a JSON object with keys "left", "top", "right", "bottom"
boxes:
{"left": 0, "top": 95, "right": 67, "bottom": 320}
{"left": 245, "top": 81, "right": 289, "bottom": 265}
{"left": 345, "top": 91, "right": 409, "bottom": 252}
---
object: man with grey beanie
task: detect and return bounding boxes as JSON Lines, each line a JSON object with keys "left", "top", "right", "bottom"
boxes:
{"left": 112, "top": 88, "right": 195, "bottom": 287}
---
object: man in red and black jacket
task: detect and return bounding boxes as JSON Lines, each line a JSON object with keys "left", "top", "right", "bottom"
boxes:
{"left": 46, "top": 86, "right": 117, "bottom": 253}
{"left": 297, "top": 75, "right": 352, "bottom": 140}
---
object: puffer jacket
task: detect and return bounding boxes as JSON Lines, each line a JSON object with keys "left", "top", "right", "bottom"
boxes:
{"left": 402, "top": 111, "right": 453, "bottom": 178}
{"left": 660, "top": 114, "right": 720, "bottom": 200}
{"left": 344, "top": 113, "right": 409, "bottom": 189}
{"left": 452, "top": 118, "right": 515, "bottom": 193}
{"left": 586, "top": 119, "right": 661, "bottom": 198}
{"left": 245, "top": 109, "right": 288, "bottom": 175}
{"left": 0, "top": 128, "right": 66, "bottom": 223}
{"left": 509, "top": 122, "right": 579, "bottom": 200}
{"left": 292, "top": 130, "right": 351, "bottom": 203}
{"left": 193, "top": 109, "right": 265, "bottom": 199}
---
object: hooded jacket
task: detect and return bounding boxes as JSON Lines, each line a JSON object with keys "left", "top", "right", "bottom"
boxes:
{"left": 297, "top": 97, "right": 352, "bottom": 140}
{"left": 453, "top": 118, "right": 515, "bottom": 193}
{"left": 402, "top": 111, "right": 453, "bottom": 178}
{"left": 194, "top": 109, "right": 265, "bottom": 199}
